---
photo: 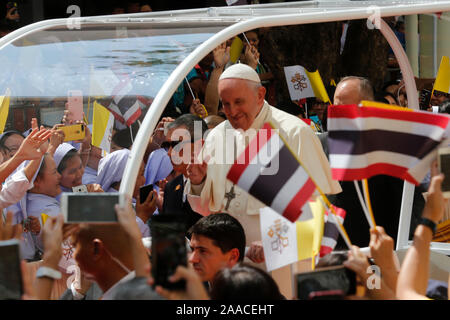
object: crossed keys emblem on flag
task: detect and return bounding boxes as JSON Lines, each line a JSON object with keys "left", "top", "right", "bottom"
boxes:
{"left": 267, "top": 219, "right": 290, "bottom": 254}
{"left": 291, "top": 73, "right": 308, "bottom": 91}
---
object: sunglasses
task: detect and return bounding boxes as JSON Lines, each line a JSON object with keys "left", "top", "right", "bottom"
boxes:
{"left": 161, "top": 139, "right": 195, "bottom": 150}
{"left": 433, "top": 90, "right": 450, "bottom": 99}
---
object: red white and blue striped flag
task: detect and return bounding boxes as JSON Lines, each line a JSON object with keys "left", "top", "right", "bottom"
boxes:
{"left": 328, "top": 104, "right": 450, "bottom": 185}
{"left": 319, "top": 205, "right": 346, "bottom": 258}
{"left": 227, "top": 122, "right": 316, "bottom": 222}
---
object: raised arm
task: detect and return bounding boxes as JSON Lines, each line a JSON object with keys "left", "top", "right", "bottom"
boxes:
{"left": 344, "top": 246, "right": 396, "bottom": 300}
{"left": 33, "top": 215, "right": 64, "bottom": 300}
{"left": 397, "top": 173, "right": 446, "bottom": 299}
{"left": 0, "top": 126, "right": 51, "bottom": 184}
{"left": 76, "top": 118, "right": 92, "bottom": 168}
{"left": 115, "top": 195, "right": 150, "bottom": 278}
{"left": 204, "top": 43, "right": 230, "bottom": 115}
{"left": 369, "top": 226, "right": 398, "bottom": 293}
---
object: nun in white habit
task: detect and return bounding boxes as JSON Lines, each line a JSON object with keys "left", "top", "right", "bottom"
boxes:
{"left": 6, "top": 156, "right": 47, "bottom": 261}
{"left": 96, "top": 148, "right": 131, "bottom": 193}
{"left": 18, "top": 153, "right": 77, "bottom": 271}
{"left": 9, "top": 154, "right": 60, "bottom": 260}
{"left": 53, "top": 143, "right": 78, "bottom": 193}
{"left": 96, "top": 149, "right": 152, "bottom": 237}
{"left": 53, "top": 142, "right": 103, "bottom": 198}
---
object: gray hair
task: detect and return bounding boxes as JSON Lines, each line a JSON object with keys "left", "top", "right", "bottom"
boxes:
{"left": 166, "top": 114, "right": 208, "bottom": 141}
{"left": 339, "top": 76, "right": 374, "bottom": 101}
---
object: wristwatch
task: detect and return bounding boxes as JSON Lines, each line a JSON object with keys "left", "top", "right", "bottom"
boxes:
{"left": 36, "top": 266, "right": 62, "bottom": 280}
{"left": 418, "top": 217, "right": 437, "bottom": 235}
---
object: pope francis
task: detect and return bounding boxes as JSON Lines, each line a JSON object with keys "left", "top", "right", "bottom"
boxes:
{"left": 185, "top": 63, "right": 341, "bottom": 296}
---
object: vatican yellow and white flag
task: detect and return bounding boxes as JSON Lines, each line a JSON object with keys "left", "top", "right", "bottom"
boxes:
{"left": 284, "top": 65, "right": 330, "bottom": 103}
{"left": 260, "top": 197, "right": 326, "bottom": 271}
{"left": 92, "top": 101, "right": 114, "bottom": 153}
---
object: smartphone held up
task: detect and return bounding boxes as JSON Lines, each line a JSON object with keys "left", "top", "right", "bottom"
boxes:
{"left": 139, "top": 184, "right": 154, "bottom": 204}
{"left": 150, "top": 214, "right": 187, "bottom": 290}
{"left": 438, "top": 147, "right": 450, "bottom": 198}
{"left": 0, "top": 239, "right": 23, "bottom": 300}
{"left": 296, "top": 265, "right": 356, "bottom": 300}
{"left": 61, "top": 193, "right": 124, "bottom": 223}
{"left": 66, "top": 90, "right": 84, "bottom": 123}
{"left": 60, "top": 123, "right": 85, "bottom": 142}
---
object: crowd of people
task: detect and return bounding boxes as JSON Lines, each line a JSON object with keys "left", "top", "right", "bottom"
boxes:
{"left": 0, "top": 16, "right": 449, "bottom": 303}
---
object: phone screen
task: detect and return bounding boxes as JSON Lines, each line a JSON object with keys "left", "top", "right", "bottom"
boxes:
{"left": 296, "top": 266, "right": 356, "bottom": 300}
{"left": 139, "top": 184, "right": 153, "bottom": 204}
{"left": 150, "top": 214, "right": 187, "bottom": 290}
{"left": 66, "top": 193, "right": 119, "bottom": 223}
{"left": 0, "top": 240, "right": 23, "bottom": 300}
{"left": 440, "top": 153, "right": 450, "bottom": 192}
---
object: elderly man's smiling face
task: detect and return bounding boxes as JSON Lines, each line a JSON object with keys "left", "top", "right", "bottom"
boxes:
{"left": 218, "top": 78, "right": 266, "bottom": 131}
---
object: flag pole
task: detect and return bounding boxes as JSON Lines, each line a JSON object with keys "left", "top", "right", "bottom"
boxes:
{"left": 87, "top": 95, "right": 91, "bottom": 124}
{"left": 305, "top": 100, "right": 309, "bottom": 119}
{"left": 362, "top": 179, "right": 377, "bottom": 228}
{"left": 129, "top": 125, "right": 134, "bottom": 144}
{"left": 185, "top": 77, "right": 196, "bottom": 100}
{"left": 241, "top": 32, "right": 262, "bottom": 67}
{"left": 353, "top": 180, "right": 375, "bottom": 229}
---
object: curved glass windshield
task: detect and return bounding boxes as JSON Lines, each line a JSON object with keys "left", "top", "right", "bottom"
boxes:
{"left": 0, "top": 23, "right": 223, "bottom": 131}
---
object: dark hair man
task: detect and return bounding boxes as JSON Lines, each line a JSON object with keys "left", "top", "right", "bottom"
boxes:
{"left": 187, "top": 213, "right": 245, "bottom": 284}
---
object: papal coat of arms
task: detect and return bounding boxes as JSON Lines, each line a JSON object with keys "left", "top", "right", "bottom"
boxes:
{"left": 291, "top": 73, "right": 308, "bottom": 91}
{"left": 267, "top": 218, "right": 290, "bottom": 254}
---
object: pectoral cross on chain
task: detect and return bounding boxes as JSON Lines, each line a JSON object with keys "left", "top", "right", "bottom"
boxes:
{"left": 224, "top": 137, "right": 237, "bottom": 211}
{"left": 224, "top": 185, "right": 236, "bottom": 211}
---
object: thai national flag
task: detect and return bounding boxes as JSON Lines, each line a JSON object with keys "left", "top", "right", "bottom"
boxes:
{"left": 226, "top": 122, "right": 317, "bottom": 222}
{"left": 328, "top": 104, "right": 450, "bottom": 185}
{"left": 319, "top": 205, "right": 346, "bottom": 258}
{"left": 107, "top": 66, "right": 144, "bottom": 127}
